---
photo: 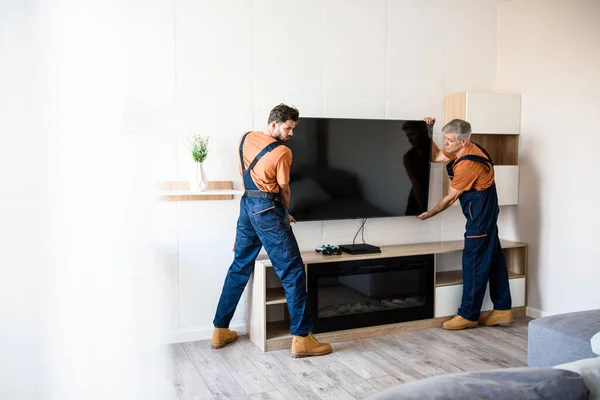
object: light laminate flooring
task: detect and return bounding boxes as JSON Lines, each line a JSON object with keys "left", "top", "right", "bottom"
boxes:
{"left": 167, "top": 317, "right": 530, "bottom": 400}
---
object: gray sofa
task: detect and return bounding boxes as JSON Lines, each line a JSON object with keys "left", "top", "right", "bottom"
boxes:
{"left": 528, "top": 309, "right": 600, "bottom": 367}
{"left": 368, "top": 367, "right": 589, "bottom": 399}
{"left": 368, "top": 310, "right": 600, "bottom": 400}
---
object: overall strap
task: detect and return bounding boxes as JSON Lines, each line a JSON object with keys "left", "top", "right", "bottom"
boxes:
{"left": 446, "top": 160, "right": 456, "bottom": 179}
{"left": 246, "top": 141, "right": 283, "bottom": 172}
{"left": 454, "top": 155, "right": 493, "bottom": 171}
{"left": 239, "top": 131, "right": 252, "bottom": 171}
{"left": 471, "top": 142, "right": 494, "bottom": 165}
{"left": 454, "top": 142, "right": 494, "bottom": 171}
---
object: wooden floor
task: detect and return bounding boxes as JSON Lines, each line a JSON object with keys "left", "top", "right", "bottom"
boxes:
{"left": 167, "top": 317, "right": 530, "bottom": 400}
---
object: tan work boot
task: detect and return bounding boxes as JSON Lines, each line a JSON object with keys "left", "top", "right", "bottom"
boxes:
{"left": 291, "top": 333, "right": 332, "bottom": 358}
{"left": 479, "top": 310, "right": 513, "bottom": 326}
{"left": 442, "top": 315, "right": 479, "bottom": 330}
{"left": 211, "top": 327, "right": 237, "bottom": 349}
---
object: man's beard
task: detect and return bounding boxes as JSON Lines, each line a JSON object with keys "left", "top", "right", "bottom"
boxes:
{"left": 274, "top": 130, "right": 288, "bottom": 142}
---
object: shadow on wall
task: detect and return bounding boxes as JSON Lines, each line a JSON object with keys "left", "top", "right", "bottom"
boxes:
{"left": 516, "top": 149, "right": 541, "bottom": 315}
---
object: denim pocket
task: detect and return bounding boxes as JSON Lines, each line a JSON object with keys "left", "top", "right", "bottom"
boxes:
{"left": 461, "top": 200, "right": 472, "bottom": 220}
{"left": 279, "top": 223, "right": 300, "bottom": 258}
{"left": 251, "top": 201, "right": 280, "bottom": 231}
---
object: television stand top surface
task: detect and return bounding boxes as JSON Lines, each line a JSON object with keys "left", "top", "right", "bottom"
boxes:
{"left": 255, "top": 239, "right": 526, "bottom": 267}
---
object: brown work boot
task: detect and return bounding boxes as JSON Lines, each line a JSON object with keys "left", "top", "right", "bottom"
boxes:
{"left": 291, "top": 333, "right": 332, "bottom": 358}
{"left": 211, "top": 327, "right": 237, "bottom": 349}
{"left": 479, "top": 310, "right": 513, "bottom": 326}
{"left": 442, "top": 315, "right": 479, "bottom": 330}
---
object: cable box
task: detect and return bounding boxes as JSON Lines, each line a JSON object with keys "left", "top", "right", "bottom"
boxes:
{"left": 338, "top": 243, "right": 382, "bottom": 255}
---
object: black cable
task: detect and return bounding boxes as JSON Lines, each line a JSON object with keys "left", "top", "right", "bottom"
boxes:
{"left": 352, "top": 218, "right": 368, "bottom": 245}
{"left": 361, "top": 218, "right": 366, "bottom": 244}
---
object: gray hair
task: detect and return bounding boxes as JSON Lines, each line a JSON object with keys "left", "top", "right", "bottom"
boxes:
{"left": 442, "top": 119, "right": 472, "bottom": 141}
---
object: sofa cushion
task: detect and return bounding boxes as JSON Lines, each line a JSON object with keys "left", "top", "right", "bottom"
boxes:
{"left": 367, "top": 367, "right": 588, "bottom": 400}
{"left": 592, "top": 332, "right": 600, "bottom": 356}
{"left": 555, "top": 357, "right": 600, "bottom": 400}
{"left": 528, "top": 309, "right": 600, "bottom": 367}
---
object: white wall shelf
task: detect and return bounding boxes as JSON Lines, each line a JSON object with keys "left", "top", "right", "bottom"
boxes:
{"left": 157, "top": 189, "right": 243, "bottom": 196}
{"left": 156, "top": 181, "right": 241, "bottom": 201}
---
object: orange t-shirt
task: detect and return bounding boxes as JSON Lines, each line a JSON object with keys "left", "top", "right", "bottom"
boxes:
{"left": 238, "top": 131, "right": 292, "bottom": 193}
{"left": 443, "top": 142, "right": 494, "bottom": 192}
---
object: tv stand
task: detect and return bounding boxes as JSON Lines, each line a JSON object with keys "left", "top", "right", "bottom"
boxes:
{"left": 338, "top": 243, "right": 381, "bottom": 255}
{"left": 247, "top": 239, "right": 528, "bottom": 352}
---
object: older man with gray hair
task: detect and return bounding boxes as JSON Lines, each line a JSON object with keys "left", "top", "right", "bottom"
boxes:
{"left": 418, "top": 117, "right": 512, "bottom": 330}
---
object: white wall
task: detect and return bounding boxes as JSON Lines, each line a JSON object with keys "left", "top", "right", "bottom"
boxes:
{"left": 1, "top": 2, "right": 46, "bottom": 398}
{"left": 2, "top": 1, "right": 172, "bottom": 399}
{"left": 151, "top": 0, "right": 514, "bottom": 342}
{"left": 497, "top": 0, "right": 600, "bottom": 317}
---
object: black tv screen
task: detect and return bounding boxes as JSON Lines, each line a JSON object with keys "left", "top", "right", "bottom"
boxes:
{"left": 286, "top": 117, "right": 432, "bottom": 222}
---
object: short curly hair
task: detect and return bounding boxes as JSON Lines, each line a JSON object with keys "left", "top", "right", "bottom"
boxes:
{"left": 268, "top": 103, "right": 299, "bottom": 124}
{"left": 442, "top": 119, "right": 472, "bottom": 141}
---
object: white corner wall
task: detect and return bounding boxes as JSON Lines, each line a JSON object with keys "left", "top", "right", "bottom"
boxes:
{"left": 2, "top": 1, "right": 174, "bottom": 398}
{"left": 147, "top": 0, "right": 514, "bottom": 342}
{"left": 497, "top": 0, "right": 600, "bottom": 317}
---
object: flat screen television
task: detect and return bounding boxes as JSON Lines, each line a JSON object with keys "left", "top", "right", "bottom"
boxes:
{"left": 286, "top": 117, "right": 432, "bottom": 222}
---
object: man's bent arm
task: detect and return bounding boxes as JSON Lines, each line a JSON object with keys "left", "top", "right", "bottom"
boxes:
{"left": 419, "top": 186, "right": 463, "bottom": 219}
{"left": 423, "top": 117, "right": 450, "bottom": 163}
{"left": 432, "top": 141, "right": 451, "bottom": 163}
{"left": 279, "top": 183, "right": 291, "bottom": 209}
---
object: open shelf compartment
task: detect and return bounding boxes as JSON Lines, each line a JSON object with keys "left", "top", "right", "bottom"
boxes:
{"left": 435, "top": 245, "right": 527, "bottom": 287}
{"left": 470, "top": 134, "right": 519, "bottom": 166}
{"left": 266, "top": 288, "right": 286, "bottom": 305}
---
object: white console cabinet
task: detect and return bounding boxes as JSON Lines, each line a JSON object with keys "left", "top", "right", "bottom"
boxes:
{"left": 248, "top": 240, "right": 527, "bottom": 352}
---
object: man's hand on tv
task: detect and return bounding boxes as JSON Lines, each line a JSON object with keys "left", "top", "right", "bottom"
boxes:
{"left": 417, "top": 211, "right": 432, "bottom": 220}
{"left": 289, "top": 215, "right": 297, "bottom": 224}
{"left": 423, "top": 117, "right": 436, "bottom": 125}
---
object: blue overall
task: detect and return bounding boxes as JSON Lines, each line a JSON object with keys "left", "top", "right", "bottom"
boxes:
{"left": 447, "top": 144, "right": 512, "bottom": 321}
{"left": 213, "top": 132, "right": 313, "bottom": 336}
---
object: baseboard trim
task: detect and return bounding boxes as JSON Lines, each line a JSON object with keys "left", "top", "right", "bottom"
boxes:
{"left": 526, "top": 307, "right": 547, "bottom": 319}
{"left": 167, "top": 321, "right": 247, "bottom": 344}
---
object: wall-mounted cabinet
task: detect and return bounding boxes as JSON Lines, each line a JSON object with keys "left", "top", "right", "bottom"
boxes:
{"left": 443, "top": 164, "right": 519, "bottom": 206}
{"left": 443, "top": 92, "right": 521, "bottom": 206}
{"left": 444, "top": 92, "right": 521, "bottom": 134}
{"left": 494, "top": 165, "right": 520, "bottom": 205}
